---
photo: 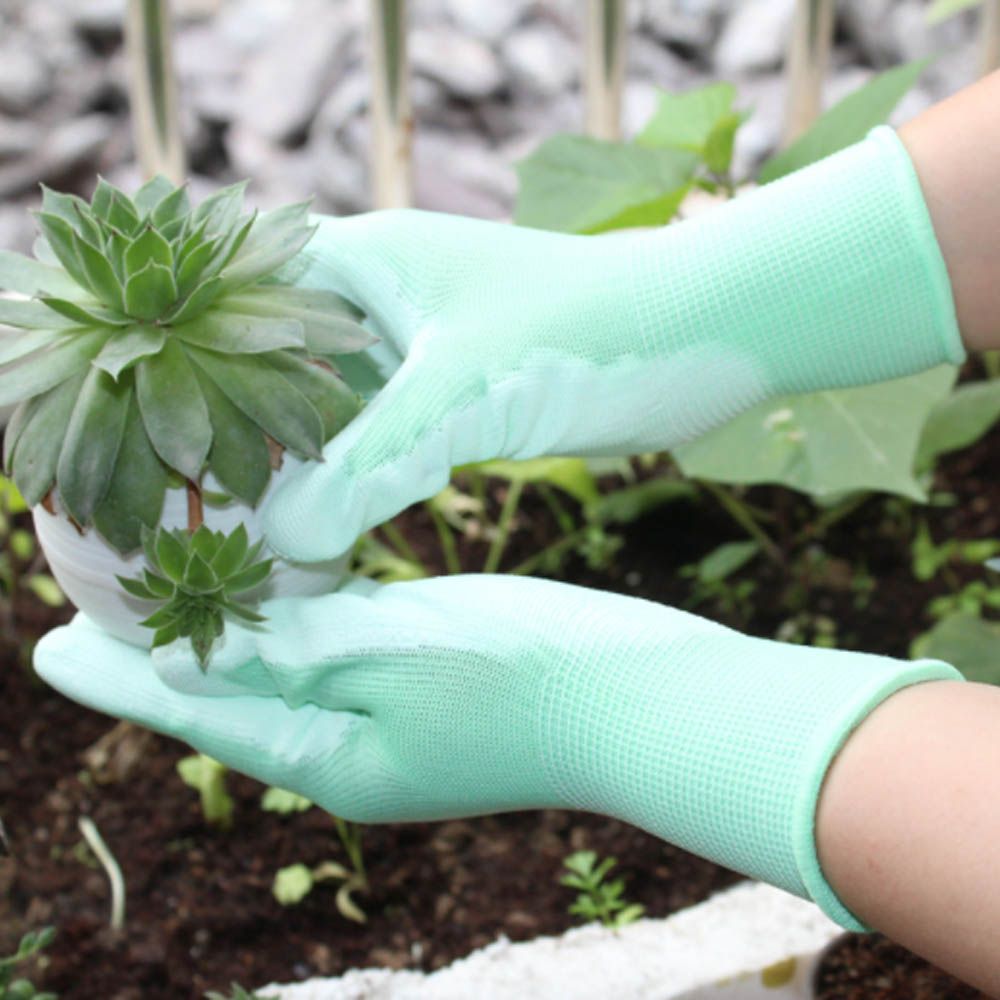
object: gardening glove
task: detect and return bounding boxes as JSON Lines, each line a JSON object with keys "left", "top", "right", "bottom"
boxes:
{"left": 264, "top": 126, "right": 965, "bottom": 562}
{"left": 34, "top": 574, "right": 962, "bottom": 932}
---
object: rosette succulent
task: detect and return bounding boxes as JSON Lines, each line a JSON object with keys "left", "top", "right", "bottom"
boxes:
{"left": 0, "top": 175, "right": 373, "bottom": 555}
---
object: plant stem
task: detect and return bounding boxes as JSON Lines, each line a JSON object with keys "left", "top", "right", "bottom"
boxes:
{"left": 483, "top": 480, "right": 524, "bottom": 574}
{"left": 380, "top": 520, "right": 426, "bottom": 573}
{"left": 334, "top": 816, "right": 366, "bottom": 886}
{"left": 427, "top": 502, "right": 462, "bottom": 575}
{"left": 537, "top": 483, "right": 576, "bottom": 535}
{"left": 186, "top": 479, "right": 203, "bottom": 533}
{"left": 78, "top": 816, "right": 125, "bottom": 931}
{"left": 697, "top": 480, "right": 783, "bottom": 564}
{"left": 510, "top": 527, "right": 589, "bottom": 577}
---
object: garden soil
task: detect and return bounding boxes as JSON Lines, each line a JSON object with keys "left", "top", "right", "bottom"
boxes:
{"left": 2, "top": 426, "right": 998, "bottom": 999}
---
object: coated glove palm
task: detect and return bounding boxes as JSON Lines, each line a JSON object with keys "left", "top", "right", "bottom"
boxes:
{"left": 35, "top": 576, "right": 961, "bottom": 932}
{"left": 265, "top": 127, "right": 963, "bottom": 561}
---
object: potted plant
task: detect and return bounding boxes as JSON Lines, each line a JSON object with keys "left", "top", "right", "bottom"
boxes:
{"left": 0, "top": 175, "right": 373, "bottom": 663}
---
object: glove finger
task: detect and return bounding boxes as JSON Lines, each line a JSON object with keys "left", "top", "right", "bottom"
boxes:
{"left": 34, "top": 615, "right": 365, "bottom": 801}
{"left": 262, "top": 353, "right": 496, "bottom": 562}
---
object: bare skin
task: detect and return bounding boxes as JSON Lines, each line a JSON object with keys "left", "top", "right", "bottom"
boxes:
{"left": 814, "top": 71, "right": 1000, "bottom": 997}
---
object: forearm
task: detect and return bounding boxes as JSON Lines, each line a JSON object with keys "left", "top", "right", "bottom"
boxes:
{"left": 816, "top": 680, "right": 1000, "bottom": 997}
{"left": 900, "top": 70, "right": 1000, "bottom": 353}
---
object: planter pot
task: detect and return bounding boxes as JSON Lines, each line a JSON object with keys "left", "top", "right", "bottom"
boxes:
{"left": 258, "top": 881, "right": 844, "bottom": 1000}
{"left": 33, "top": 454, "right": 349, "bottom": 647}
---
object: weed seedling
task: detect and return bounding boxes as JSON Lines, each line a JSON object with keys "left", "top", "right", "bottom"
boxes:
{"left": 560, "top": 850, "right": 644, "bottom": 929}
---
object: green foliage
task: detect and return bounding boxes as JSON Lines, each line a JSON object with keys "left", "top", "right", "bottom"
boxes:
{"left": 758, "top": 59, "right": 931, "bottom": 183}
{"left": 926, "top": 0, "right": 982, "bottom": 23}
{"left": 1, "top": 176, "right": 370, "bottom": 553}
{"left": 0, "top": 927, "right": 56, "bottom": 1000}
{"left": 177, "top": 754, "right": 234, "bottom": 828}
{"left": 915, "top": 379, "right": 1000, "bottom": 472}
{"left": 119, "top": 523, "right": 271, "bottom": 666}
{"left": 912, "top": 613, "right": 1000, "bottom": 684}
{"left": 560, "top": 851, "right": 644, "bottom": 929}
{"left": 910, "top": 522, "right": 1000, "bottom": 582}
{"left": 260, "top": 786, "right": 312, "bottom": 814}
{"left": 681, "top": 540, "right": 759, "bottom": 623}
{"left": 674, "top": 367, "right": 956, "bottom": 502}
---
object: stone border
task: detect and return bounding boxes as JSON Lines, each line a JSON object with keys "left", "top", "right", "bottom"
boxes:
{"left": 262, "top": 881, "right": 844, "bottom": 999}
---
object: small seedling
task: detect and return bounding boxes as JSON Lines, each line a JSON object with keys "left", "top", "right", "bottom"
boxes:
{"left": 0, "top": 926, "right": 56, "bottom": 1000}
{"left": 560, "top": 851, "right": 644, "bottom": 929}
{"left": 177, "top": 753, "right": 234, "bottom": 828}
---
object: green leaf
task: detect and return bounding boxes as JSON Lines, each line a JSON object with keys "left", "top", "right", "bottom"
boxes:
{"left": 926, "top": 0, "right": 982, "bottom": 23}
{"left": 209, "top": 210, "right": 257, "bottom": 274}
{"left": 474, "top": 457, "right": 600, "bottom": 506}
{"left": 135, "top": 338, "right": 213, "bottom": 479}
{"left": 106, "top": 192, "right": 142, "bottom": 235}
{"left": 758, "top": 58, "right": 931, "bottom": 184}
{"left": 56, "top": 366, "right": 132, "bottom": 522}
{"left": 191, "top": 180, "right": 248, "bottom": 234}
{"left": 915, "top": 379, "right": 1000, "bottom": 472}
{"left": 155, "top": 530, "right": 189, "bottom": 583}
{"left": 0, "top": 326, "right": 64, "bottom": 365}
{"left": 273, "top": 863, "right": 314, "bottom": 905}
{"left": 175, "top": 239, "right": 219, "bottom": 298}
{"left": 515, "top": 135, "right": 697, "bottom": 233}
{"left": 73, "top": 232, "right": 124, "bottom": 309}
{"left": 152, "top": 622, "right": 181, "bottom": 648}
{"left": 588, "top": 476, "right": 697, "bottom": 525}
{"left": 674, "top": 366, "right": 956, "bottom": 501}
{"left": 40, "top": 185, "right": 91, "bottom": 230}
{"left": 10, "top": 373, "right": 86, "bottom": 507}
{"left": 38, "top": 297, "right": 130, "bottom": 326}
{"left": 133, "top": 175, "right": 176, "bottom": 217}
{"left": 260, "top": 786, "right": 312, "bottom": 813}
{"left": 93, "top": 400, "right": 168, "bottom": 553}
{"left": 0, "top": 327, "right": 109, "bottom": 406}
{"left": 166, "top": 275, "right": 224, "bottom": 324}
{"left": 117, "top": 574, "right": 159, "bottom": 600}
{"left": 124, "top": 225, "right": 174, "bottom": 275}
{"left": 225, "top": 558, "right": 272, "bottom": 594}
{"left": 187, "top": 346, "right": 325, "bottom": 459}
{"left": 211, "top": 524, "right": 250, "bottom": 578}
{"left": 91, "top": 177, "right": 137, "bottom": 223}
{"left": 124, "top": 260, "right": 178, "bottom": 320}
{"left": 264, "top": 351, "right": 361, "bottom": 442}
{"left": 150, "top": 184, "right": 191, "bottom": 228}
{"left": 176, "top": 313, "right": 306, "bottom": 353}
{"left": 219, "top": 218, "right": 316, "bottom": 290}
{"left": 184, "top": 552, "right": 220, "bottom": 593}
{"left": 93, "top": 325, "right": 167, "bottom": 379}
{"left": 694, "top": 540, "right": 760, "bottom": 583}
{"left": 35, "top": 212, "right": 94, "bottom": 290}
{"left": 195, "top": 367, "right": 271, "bottom": 505}
{"left": 911, "top": 612, "right": 1000, "bottom": 683}
{"left": 221, "top": 598, "right": 267, "bottom": 623}
{"left": 0, "top": 249, "right": 81, "bottom": 297}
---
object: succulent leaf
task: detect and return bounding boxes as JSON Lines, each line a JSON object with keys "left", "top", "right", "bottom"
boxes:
{"left": 93, "top": 400, "right": 168, "bottom": 553}
{"left": 0, "top": 249, "right": 80, "bottom": 297}
{"left": 36, "top": 212, "right": 93, "bottom": 289}
{"left": 39, "top": 297, "right": 130, "bottom": 327}
{"left": 0, "top": 297, "right": 77, "bottom": 329}
{"left": 176, "top": 313, "right": 305, "bottom": 354}
{"left": 133, "top": 175, "right": 176, "bottom": 216}
{"left": 93, "top": 325, "right": 167, "bottom": 380}
{"left": 165, "top": 275, "right": 224, "bottom": 324}
{"left": 135, "top": 339, "right": 212, "bottom": 479}
{"left": 0, "top": 327, "right": 64, "bottom": 366}
{"left": 56, "top": 366, "right": 132, "bottom": 522}
{"left": 118, "top": 574, "right": 159, "bottom": 600}
{"left": 73, "top": 233, "right": 124, "bottom": 308}
{"left": 124, "top": 260, "right": 178, "bottom": 319}
{"left": 155, "top": 528, "right": 189, "bottom": 583}
{"left": 0, "top": 328, "right": 109, "bottom": 407}
{"left": 211, "top": 523, "right": 249, "bottom": 578}
{"left": 125, "top": 226, "right": 173, "bottom": 274}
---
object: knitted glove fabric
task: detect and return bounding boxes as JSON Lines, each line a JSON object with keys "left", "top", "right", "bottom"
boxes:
{"left": 35, "top": 576, "right": 962, "bottom": 931}
{"left": 264, "top": 126, "right": 964, "bottom": 562}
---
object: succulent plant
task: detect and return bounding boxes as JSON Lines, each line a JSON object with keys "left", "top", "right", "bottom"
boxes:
{"left": 0, "top": 175, "right": 374, "bottom": 553}
{"left": 119, "top": 523, "right": 271, "bottom": 666}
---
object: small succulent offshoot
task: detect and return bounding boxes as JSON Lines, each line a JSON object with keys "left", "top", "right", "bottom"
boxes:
{"left": 119, "top": 524, "right": 271, "bottom": 667}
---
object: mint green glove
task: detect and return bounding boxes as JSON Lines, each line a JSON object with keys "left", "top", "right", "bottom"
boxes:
{"left": 35, "top": 576, "right": 962, "bottom": 931}
{"left": 264, "top": 126, "right": 964, "bottom": 561}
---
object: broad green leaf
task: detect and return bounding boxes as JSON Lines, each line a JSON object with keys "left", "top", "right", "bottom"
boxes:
{"left": 0, "top": 249, "right": 80, "bottom": 297}
{"left": 136, "top": 338, "right": 213, "bottom": 479}
{"left": 588, "top": 476, "right": 696, "bottom": 525}
{"left": 38, "top": 297, "right": 130, "bottom": 326}
{"left": 915, "top": 379, "right": 1000, "bottom": 472}
{"left": 637, "top": 82, "right": 744, "bottom": 173}
{"left": 694, "top": 540, "right": 760, "bottom": 583}
{"left": 273, "top": 863, "right": 313, "bottom": 905}
{"left": 515, "top": 135, "right": 697, "bottom": 233}
{"left": 674, "top": 366, "right": 956, "bottom": 501}
{"left": 911, "top": 613, "right": 1000, "bottom": 683}
{"left": 195, "top": 368, "right": 271, "bottom": 505}
{"left": 73, "top": 232, "right": 124, "bottom": 308}
{"left": 758, "top": 58, "right": 931, "bottom": 184}
{"left": 0, "top": 328, "right": 109, "bottom": 406}
{"left": 124, "top": 225, "right": 174, "bottom": 275}
{"left": 474, "top": 457, "right": 600, "bottom": 506}
{"left": 329, "top": 350, "right": 389, "bottom": 401}
{"left": 93, "top": 325, "right": 167, "bottom": 380}
{"left": 176, "top": 313, "right": 306, "bottom": 353}
{"left": 155, "top": 530, "right": 188, "bottom": 583}
{"left": 124, "top": 260, "right": 178, "bottom": 320}
{"left": 211, "top": 524, "right": 250, "bottom": 578}
{"left": 0, "top": 326, "right": 64, "bottom": 365}
{"left": 187, "top": 346, "right": 325, "bottom": 459}
{"left": 10, "top": 372, "right": 87, "bottom": 506}
{"left": 3, "top": 396, "right": 36, "bottom": 470}
{"left": 144, "top": 570, "right": 173, "bottom": 597}
{"left": 265, "top": 351, "right": 361, "bottom": 441}
{"left": 56, "top": 366, "right": 132, "bottom": 522}
{"left": 133, "top": 175, "right": 176, "bottom": 216}
{"left": 926, "top": 0, "right": 981, "bottom": 22}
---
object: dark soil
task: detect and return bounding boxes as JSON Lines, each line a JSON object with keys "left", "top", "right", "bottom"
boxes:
{"left": 2, "top": 423, "right": 998, "bottom": 999}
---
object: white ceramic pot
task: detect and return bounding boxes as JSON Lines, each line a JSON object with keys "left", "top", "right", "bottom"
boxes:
{"left": 34, "top": 454, "right": 349, "bottom": 647}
